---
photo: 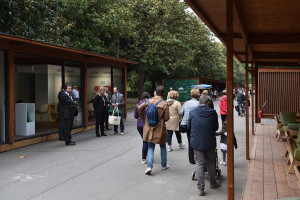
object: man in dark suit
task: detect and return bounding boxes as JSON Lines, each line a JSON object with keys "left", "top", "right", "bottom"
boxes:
{"left": 58, "top": 87, "right": 66, "bottom": 141}
{"left": 62, "top": 85, "right": 78, "bottom": 146}
{"left": 111, "top": 87, "right": 125, "bottom": 135}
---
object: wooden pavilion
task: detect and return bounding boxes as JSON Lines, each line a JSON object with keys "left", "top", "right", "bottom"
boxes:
{"left": 184, "top": 0, "right": 300, "bottom": 199}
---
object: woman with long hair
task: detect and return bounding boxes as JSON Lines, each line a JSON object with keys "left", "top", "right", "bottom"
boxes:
{"left": 93, "top": 87, "right": 108, "bottom": 137}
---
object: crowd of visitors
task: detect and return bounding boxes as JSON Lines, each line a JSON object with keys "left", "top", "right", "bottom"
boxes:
{"left": 134, "top": 86, "right": 239, "bottom": 196}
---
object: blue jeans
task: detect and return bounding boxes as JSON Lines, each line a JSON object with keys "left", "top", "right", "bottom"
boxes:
{"left": 167, "top": 130, "right": 182, "bottom": 145}
{"left": 114, "top": 113, "right": 124, "bottom": 133}
{"left": 147, "top": 143, "right": 167, "bottom": 168}
{"left": 137, "top": 127, "right": 148, "bottom": 160}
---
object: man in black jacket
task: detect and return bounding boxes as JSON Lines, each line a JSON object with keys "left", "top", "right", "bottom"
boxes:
{"left": 236, "top": 90, "right": 246, "bottom": 116}
{"left": 62, "top": 85, "right": 78, "bottom": 146}
{"left": 58, "top": 87, "right": 66, "bottom": 141}
{"left": 188, "top": 95, "right": 220, "bottom": 196}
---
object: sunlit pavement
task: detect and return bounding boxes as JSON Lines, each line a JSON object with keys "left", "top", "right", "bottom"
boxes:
{"left": 0, "top": 99, "right": 254, "bottom": 200}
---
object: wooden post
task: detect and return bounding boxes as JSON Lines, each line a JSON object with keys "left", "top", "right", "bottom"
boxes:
{"left": 226, "top": 0, "right": 234, "bottom": 199}
{"left": 245, "top": 44, "right": 249, "bottom": 160}
{"left": 8, "top": 49, "right": 15, "bottom": 144}
{"left": 83, "top": 62, "right": 88, "bottom": 127}
{"left": 124, "top": 65, "right": 128, "bottom": 119}
{"left": 251, "top": 62, "right": 254, "bottom": 135}
{"left": 255, "top": 62, "right": 259, "bottom": 123}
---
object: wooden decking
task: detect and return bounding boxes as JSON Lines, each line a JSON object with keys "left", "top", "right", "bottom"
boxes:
{"left": 242, "top": 124, "right": 300, "bottom": 200}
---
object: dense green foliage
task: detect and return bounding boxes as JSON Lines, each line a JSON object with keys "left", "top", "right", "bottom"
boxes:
{"left": 0, "top": 0, "right": 245, "bottom": 96}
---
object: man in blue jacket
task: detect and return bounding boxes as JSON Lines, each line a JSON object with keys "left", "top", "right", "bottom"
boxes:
{"left": 188, "top": 95, "right": 220, "bottom": 196}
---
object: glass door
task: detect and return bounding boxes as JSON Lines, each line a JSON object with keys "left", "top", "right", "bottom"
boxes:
{"left": 64, "top": 61, "right": 83, "bottom": 127}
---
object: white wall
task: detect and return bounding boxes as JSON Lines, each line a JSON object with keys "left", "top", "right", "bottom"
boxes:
{"left": 0, "top": 51, "right": 5, "bottom": 142}
{"left": 87, "top": 67, "right": 111, "bottom": 102}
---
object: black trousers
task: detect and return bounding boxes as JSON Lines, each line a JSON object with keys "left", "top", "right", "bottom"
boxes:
{"left": 58, "top": 111, "right": 65, "bottom": 139}
{"left": 221, "top": 114, "right": 227, "bottom": 124}
{"left": 187, "top": 130, "right": 195, "bottom": 164}
{"left": 96, "top": 114, "right": 105, "bottom": 135}
{"left": 64, "top": 118, "right": 74, "bottom": 143}
{"left": 104, "top": 110, "right": 109, "bottom": 129}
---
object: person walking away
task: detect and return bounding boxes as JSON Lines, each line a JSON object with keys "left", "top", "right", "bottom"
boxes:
{"left": 58, "top": 87, "right": 65, "bottom": 141}
{"left": 62, "top": 85, "right": 78, "bottom": 146}
{"left": 216, "top": 121, "right": 237, "bottom": 165}
{"left": 202, "top": 90, "right": 214, "bottom": 109}
{"left": 219, "top": 90, "right": 227, "bottom": 123}
{"left": 93, "top": 87, "right": 108, "bottom": 137}
{"left": 213, "top": 89, "right": 217, "bottom": 100}
{"left": 134, "top": 92, "right": 150, "bottom": 165}
{"left": 138, "top": 86, "right": 170, "bottom": 175}
{"left": 188, "top": 95, "right": 220, "bottom": 196}
{"left": 112, "top": 87, "right": 125, "bottom": 135}
{"left": 104, "top": 87, "right": 111, "bottom": 130}
{"left": 180, "top": 89, "right": 200, "bottom": 164}
{"left": 236, "top": 89, "right": 246, "bottom": 116}
{"left": 165, "top": 91, "right": 185, "bottom": 152}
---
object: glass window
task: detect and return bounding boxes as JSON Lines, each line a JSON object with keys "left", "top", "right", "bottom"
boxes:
{"left": 87, "top": 65, "right": 111, "bottom": 124}
{"left": 113, "top": 67, "right": 124, "bottom": 94}
{"left": 14, "top": 54, "right": 62, "bottom": 139}
{"left": 0, "top": 51, "right": 6, "bottom": 143}
{"left": 64, "top": 61, "right": 83, "bottom": 127}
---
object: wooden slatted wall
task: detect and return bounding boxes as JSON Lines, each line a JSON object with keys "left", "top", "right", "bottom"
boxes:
{"left": 259, "top": 69, "right": 300, "bottom": 115}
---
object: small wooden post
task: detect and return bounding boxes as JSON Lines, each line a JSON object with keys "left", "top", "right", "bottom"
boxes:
{"left": 8, "top": 49, "right": 15, "bottom": 144}
{"left": 124, "top": 65, "right": 128, "bottom": 119}
{"left": 226, "top": 0, "right": 234, "bottom": 199}
{"left": 251, "top": 62, "right": 254, "bottom": 135}
{"left": 83, "top": 62, "right": 88, "bottom": 127}
{"left": 245, "top": 44, "right": 249, "bottom": 160}
{"left": 255, "top": 62, "right": 259, "bottom": 123}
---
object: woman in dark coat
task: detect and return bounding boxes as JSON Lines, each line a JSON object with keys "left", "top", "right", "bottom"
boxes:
{"left": 93, "top": 87, "right": 107, "bottom": 137}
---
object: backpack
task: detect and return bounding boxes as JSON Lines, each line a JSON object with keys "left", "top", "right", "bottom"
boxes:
{"left": 146, "top": 99, "right": 163, "bottom": 125}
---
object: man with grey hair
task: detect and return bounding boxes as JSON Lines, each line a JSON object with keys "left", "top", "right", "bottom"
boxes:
{"left": 188, "top": 95, "right": 220, "bottom": 196}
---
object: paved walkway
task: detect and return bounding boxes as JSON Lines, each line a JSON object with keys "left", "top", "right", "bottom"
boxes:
{"left": 0, "top": 99, "right": 252, "bottom": 200}
{"left": 242, "top": 123, "right": 300, "bottom": 200}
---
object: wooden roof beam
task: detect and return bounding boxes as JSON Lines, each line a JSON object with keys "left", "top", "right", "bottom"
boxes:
{"left": 254, "top": 52, "right": 300, "bottom": 59}
{"left": 256, "top": 61, "right": 300, "bottom": 67}
{"left": 233, "top": 0, "right": 253, "bottom": 60}
{"left": 249, "top": 33, "right": 300, "bottom": 44}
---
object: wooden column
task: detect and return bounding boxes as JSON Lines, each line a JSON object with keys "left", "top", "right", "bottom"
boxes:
{"left": 251, "top": 62, "right": 254, "bottom": 135}
{"left": 245, "top": 44, "right": 249, "bottom": 160}
{"left": 83, "top": 62, "right": 88, "bottom": 127}
{"left": 8, "top": 49, "right": 15, "bottom": 144}
{"left": 124, "top": 65, "right": 128, "bottom": 119}
{"left": 255, "top": 62, "right": 259, "bottom": 123}
{"left": 226, "top": 0, "right": 234, "bottom": 199}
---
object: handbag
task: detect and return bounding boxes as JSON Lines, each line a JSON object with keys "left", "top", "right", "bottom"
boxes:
{"left": 74, "top": 107, "right": 78, "bottom": 116}
{"left": 179, "top": 124, "right": 188, "bottom": 133}
{"left": 109, "top": 107, "right": 121, "bottom": 125}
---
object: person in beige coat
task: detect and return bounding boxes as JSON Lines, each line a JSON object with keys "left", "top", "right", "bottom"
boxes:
{"left": 165, "top": 91, "right": 185, "bottom": 152}
{"left": 138, "top": 86, "right": 170, "bottom": 175}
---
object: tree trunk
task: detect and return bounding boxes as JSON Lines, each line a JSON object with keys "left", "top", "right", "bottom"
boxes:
{"left": 138, "top": 62, "right": 145, "bottom": 100}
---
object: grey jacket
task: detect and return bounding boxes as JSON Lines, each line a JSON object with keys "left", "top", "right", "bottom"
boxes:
{"left": 112, "top": 93, "right": 125, "bottom": 114}
{"left": 180, "top": 98, "right": 199, "bottom": 125}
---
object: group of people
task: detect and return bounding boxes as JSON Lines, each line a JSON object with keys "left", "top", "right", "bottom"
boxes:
{"left": 57, "top": 85, "right": 125, "bottom": 145}
{"left": 135, "top": 86, "right": 238, "bottom": 196}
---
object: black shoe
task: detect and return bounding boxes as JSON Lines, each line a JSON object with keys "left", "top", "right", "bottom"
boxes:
{"left": 59, "top": 137, "right": 65, "bottom": 141}
{"left": 65, "top": 142, "right": 76, "bottom": 146}
{"left": 101, "top": 133, "right": 107, "bottom": 136}
{"left": 96, "top": 133, "right": 101, "bottom": 137}
{"left": 105, "top": 127, "right": 111, "bottom": 130}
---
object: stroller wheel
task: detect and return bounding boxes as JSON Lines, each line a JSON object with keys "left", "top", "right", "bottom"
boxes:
{"left": 191, "top": 172, "right": 197, "bottom": 181}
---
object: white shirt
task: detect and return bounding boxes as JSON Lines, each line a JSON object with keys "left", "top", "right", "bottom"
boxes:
{"left": 65, "top": 92, "right": 73, "bottom": 101}
{"left": 72, "top": 89, "right": 79, "bottom": 99}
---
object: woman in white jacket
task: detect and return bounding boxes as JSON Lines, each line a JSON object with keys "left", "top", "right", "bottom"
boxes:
{"left": 165, "top": 91, "right": 185, "bottom": 152}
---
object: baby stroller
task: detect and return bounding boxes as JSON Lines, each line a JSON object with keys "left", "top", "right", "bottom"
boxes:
{"left": 191, "top": 149, "right": 221, "bottom": 181}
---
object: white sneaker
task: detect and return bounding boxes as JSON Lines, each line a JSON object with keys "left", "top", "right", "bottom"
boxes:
{"left": 145, "top": 168, "right": 152, "bottom": 175}
{"left": 162, "top": 164, "right": 170, "bottom": 170}
{"left": 167, "top": 147, "right": 173, "bottom": 152}
{"left": 179, "top": 143, "right": 185, "bottom": 149}
{"left": 120, "top": 132, "right": 124, "bottom": 135}
{"left": 141, "top": 160, "right": 147, "bottom": 165}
